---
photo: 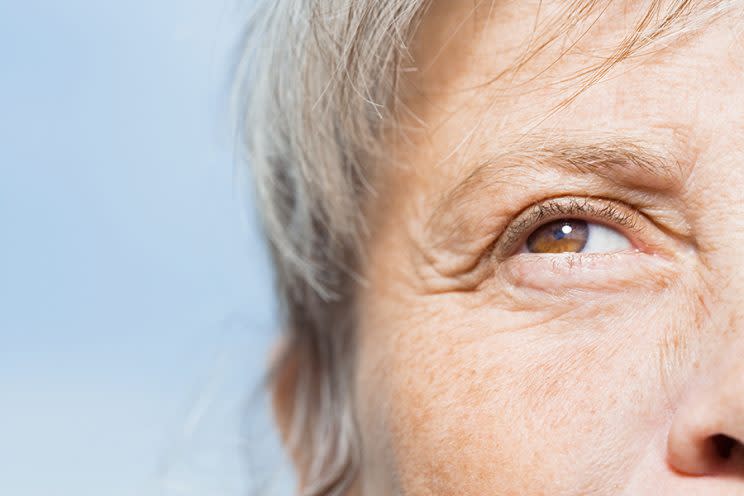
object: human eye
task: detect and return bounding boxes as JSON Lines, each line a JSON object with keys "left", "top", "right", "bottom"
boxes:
{"left": 481, "top": 196, "right": 684, "bottom": 291}
{"left": 497, "top": 197, "right": 644, "bottom": 258}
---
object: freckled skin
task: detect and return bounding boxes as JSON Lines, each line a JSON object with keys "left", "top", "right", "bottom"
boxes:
{"left": 346, "top": 2, "right": 744, "bottom": 495}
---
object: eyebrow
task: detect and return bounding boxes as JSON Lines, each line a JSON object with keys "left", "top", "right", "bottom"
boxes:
{"left": 434, "top": 136, "right": 686, "bottom": 213}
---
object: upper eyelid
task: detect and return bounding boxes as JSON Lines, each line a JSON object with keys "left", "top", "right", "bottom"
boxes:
{"left": 428, "top": 137, "right": 687, "bottom": 235}
{"left": 494, "top": 196, "right": 643, "bottom": 256}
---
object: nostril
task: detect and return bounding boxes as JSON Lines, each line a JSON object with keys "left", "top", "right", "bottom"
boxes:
{"left": 711, "top": 434, "right": 737, "bottom": 460}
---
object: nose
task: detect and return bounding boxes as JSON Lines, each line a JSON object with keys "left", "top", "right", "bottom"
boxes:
{"left": 667, "top": 345, "right": 744, "bottom": 476}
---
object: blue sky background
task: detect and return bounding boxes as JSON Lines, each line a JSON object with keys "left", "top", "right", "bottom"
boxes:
{"left": 0, "top": 1, "right": 291, "bottom": 494}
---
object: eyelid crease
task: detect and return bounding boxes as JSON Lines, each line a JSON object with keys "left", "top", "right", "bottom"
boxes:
{"left": 492, "top": 196, "right": 644, "bottom": 258}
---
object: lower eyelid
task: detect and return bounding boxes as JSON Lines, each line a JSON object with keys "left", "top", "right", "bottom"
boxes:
{"left": 497, "top": 251, "right": 676, "bottom": 294}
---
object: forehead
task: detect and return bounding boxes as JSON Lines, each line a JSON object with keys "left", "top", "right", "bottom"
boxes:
{"left": 392, "top": 1, "right": 743, "bottom": 172}
{"left": 407, "top": 2, "right": 737, "bottom": 104}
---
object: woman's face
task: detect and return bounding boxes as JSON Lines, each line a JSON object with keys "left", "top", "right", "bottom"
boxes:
{"left": 352, "top": 2, "right": 744, "bottom": 494}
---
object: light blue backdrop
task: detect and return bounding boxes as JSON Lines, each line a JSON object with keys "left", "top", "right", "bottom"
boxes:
{"left": 0, "top": 1, "right": 289, "bottom": 494}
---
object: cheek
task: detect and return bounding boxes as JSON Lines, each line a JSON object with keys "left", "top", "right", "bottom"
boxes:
{"left": 354, "top": 286, "right": 699, "bottom": 495}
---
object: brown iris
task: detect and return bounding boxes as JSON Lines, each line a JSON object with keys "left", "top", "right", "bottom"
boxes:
{"left": 526, "top": 219, "right": 589, "bottom": 254}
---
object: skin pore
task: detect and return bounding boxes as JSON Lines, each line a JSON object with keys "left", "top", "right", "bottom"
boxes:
{"left": 346, "top": 1, "right": 744, "bottom": 495}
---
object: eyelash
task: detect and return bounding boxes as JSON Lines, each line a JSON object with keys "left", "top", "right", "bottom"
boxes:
{"left": 496, "top": 196, "right": 643, "bottom": 256}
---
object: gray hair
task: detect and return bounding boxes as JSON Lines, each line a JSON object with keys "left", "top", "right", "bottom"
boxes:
{"left": 233, "top": 1, "right": 740, "bottom": 494}
{"left": 234, "top": 1, "right": 428, "bottom": 494}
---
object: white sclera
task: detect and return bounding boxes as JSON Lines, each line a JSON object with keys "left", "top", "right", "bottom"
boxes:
{"left": 581, "top": 222, "right": 633, "bottom": 253}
